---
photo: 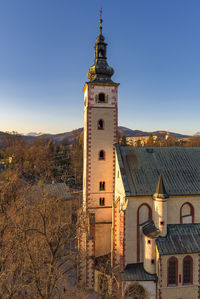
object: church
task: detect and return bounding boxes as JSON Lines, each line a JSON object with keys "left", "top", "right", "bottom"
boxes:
{"left": 78, "top": 15, "right": 200, "bottom": 299}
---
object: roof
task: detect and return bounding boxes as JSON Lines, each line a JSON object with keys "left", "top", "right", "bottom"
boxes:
{"left": 143, "top": 221, "right": 160, "bottom": 238}
{"left": 116, "top": 145, "right": 200, "bottom": 196}
{"left": 121, "top": 263, "right": 157, "bottom": 281}
{"left": 156, "top": 224, "right": 200, "bottom": 255}
{"left": 154, "top": 174, "right": 169, "bottom": 199}
{"left": 29, "top": 183, "right": 72, "bottom": 201}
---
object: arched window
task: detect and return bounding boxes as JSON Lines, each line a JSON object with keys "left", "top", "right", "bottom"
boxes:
{"left": 99, "top": 197, "right": 105, "bottom": 206}
{"left": 183, "top": 256, "right": 193, "bottom": 285}
{"left": 168, "top": 257, "right": 178, "bottom": 286}
{"left": 98, "top": 119, "right": 104, "bottom": 130}
{"left": 180, "top": 202, "right": 194, "bottom": 223}
{"left": 98, "top": 93, "right": 105, "bottom": 103}
{"left": 125, "top": 283, "right": 146, "bottom": 299}
{"left": 137, "top": 203, "right": 152, "bottom": 262}
{"left": 99, "top": 181, "right": 105, "bottom": 191}
{"left": 99, "top": 150, "right": 105, "bottom": 160}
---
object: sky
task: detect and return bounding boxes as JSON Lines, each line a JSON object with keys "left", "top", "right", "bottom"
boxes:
{"left": 0, "top": 0, "right": 200, "bottom": 135}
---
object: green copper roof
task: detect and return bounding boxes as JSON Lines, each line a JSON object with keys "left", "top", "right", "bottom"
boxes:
{"left": 116, "top": 145, "right": 200, "bottom": 196}
{"left": 87, "top": 16, "right": 114, "bottom": 83}
{"left": 156, "top": 224, "right": 200, "bottom": 255}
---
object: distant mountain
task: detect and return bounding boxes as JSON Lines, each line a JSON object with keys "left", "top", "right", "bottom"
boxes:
{"left": 25, "top": 132, "right": 44, "bottom": 137}
{"left": 38, "top": 128, "right": 83, "bottom": 144}
{"left": 0, "top": 127, "right": 191, "bottom": 148}
{"left": 118, "top": 127, "right": 149, "bottom": 137}
{"left": 36, "top": 127, "right": 189, "bottom": 144}
{"left": 118, "top": 127, "right": 189, "bottom": 139}
{"left": 194, "top": 132, "right": 200, "bottom": 136}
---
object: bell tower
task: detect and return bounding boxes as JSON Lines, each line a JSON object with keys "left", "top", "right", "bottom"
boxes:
{"left": 80, "top": 11, "right": 119, "bottom": 288}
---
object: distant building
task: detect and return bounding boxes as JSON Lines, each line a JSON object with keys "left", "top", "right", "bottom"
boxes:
{"left": 125, "top": 136, "right": 157, "bottom": 146}
{"left": 78, "top": 15, "right": 200, "bottom": 299}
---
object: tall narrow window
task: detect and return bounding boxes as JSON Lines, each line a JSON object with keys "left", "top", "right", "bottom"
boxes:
{"left": 99, "top": 198, "right": 105, "bottom": 206}
{"left": 99, "top": 150, "right": 105, "bottom": 160}
{"left": 168, "top": 257, "right": 178, "bottom": 286}
{"left": 98, "top": 119, "right": 104, "bottom": 130}
{"left": 183, "top": 256, "right": 193, "bottom": 285}
{"left": 99, "top": 181, "right": 105, "bottom": 191}
{"left": 98, "top": 93, "right": 105, "bottom": 103}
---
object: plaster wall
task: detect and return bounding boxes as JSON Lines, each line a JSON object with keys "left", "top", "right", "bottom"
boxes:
{"left": 124, "top": 197, "right": 153, "bottom": 265}
{"left": 117, "top": 193, "right": 200, "bottom": 266}
{"left": 115, "top": 150, "right": 126, "bottom": 200}
{"left": 144, "top": 236, "right": 156, "bottom": 274}
{"left": 157, "top": 253, "right": 199, "bottom": 299}
{"left": 95, "top": 223, "right": 112, "bottom": 257}
{"left": 167, "top": 196, "right": 200, "bottom": 223}
{"left": 153, "top": 198, "right": 167, "bottom": 237}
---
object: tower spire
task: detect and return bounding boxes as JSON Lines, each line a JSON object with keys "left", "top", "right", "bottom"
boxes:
{"left": 153, "top": 174, "right": 169, "bottom": 199}
{"left": 87, "top": 9, "right": 114, "bottom": 83}
{"left": 99, "top": 8, "right": 103, "bottom": 35}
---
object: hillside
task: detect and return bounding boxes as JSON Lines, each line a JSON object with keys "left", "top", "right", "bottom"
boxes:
{"left": 0, "top": 127, "right": 190, "bottom": 147}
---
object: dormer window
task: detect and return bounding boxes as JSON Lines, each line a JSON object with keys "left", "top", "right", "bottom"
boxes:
{"left": 98, "top": 93, "right": 105, "bottom": 103}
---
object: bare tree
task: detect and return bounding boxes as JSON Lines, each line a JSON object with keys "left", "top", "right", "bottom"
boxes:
{"left": 0, "top": 172, "right": 88, "bottom": 298}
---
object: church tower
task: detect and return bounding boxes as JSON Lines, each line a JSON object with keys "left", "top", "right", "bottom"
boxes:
{"left": 80, "top": 12, "right": 119, "bottom": 288}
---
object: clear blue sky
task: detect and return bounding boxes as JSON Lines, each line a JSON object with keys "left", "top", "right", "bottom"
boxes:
{"left": 0, "top": 0, "right": 200, "bottom": 135}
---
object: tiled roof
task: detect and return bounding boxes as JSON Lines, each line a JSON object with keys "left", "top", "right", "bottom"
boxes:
{"left": 143, "top": 221, "right": 160, "bottom": 237}
{"left": 116, "top": 145, "right": 200, "bottom": 196}
{"left": 156, "top": 224, "right": 200, "bottom": 255}
{"left": 121, "top": 263, "right": 157, "bottom": 281}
